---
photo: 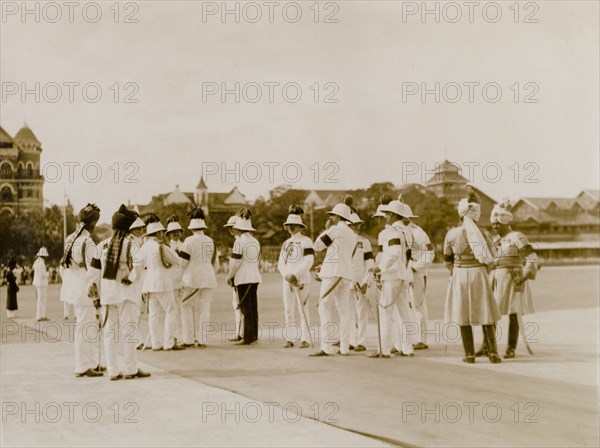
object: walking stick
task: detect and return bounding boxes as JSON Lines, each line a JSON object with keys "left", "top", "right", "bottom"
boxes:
{"left": 192, "top": 302, "right": 197, "bottom": 345}
{"left": 368, "top": 272, "right": 384, "bottom": 358}
{"left": 516, "top": 313, "right": 534, "bottom": 355}
{"left": 354, "top": 284, "right": 376, "bottom": 320}
{"left": 292, "top": 285, "right": 314, "bottom": 347}
{"left": 234, "top": 285, "right": 242, "bottom": 341}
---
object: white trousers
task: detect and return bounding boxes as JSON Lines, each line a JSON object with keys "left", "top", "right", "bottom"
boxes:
{"left": 349, "top": 285, "right": 369, "bottom": 347}
{"left": 411, "top": 272, "right": 428, "bottom": 343}
{"left": 148, "top": 292, "right": 176, "bottom": 350}
{"left": 103, "top": 301, "right": 139, "bottom": 377}
{"left": 318, "top": 277, "right": 352, "bottom": 355}
{"left": 381, "top": 280, "right": 416, "bottom": 356}
{"left": 35, "top": 286, "right": 48, "bottom": 320}
{"left": 74, "top": 304, "right": 98, "bottom": 373}
{"left": 173, "top": 288, "right": 184, "bottom": 341}
{"left": 63, "top": 302, "right": 74, "bottom": 319}
{"left": 181, "top": 287, "right": 213, "bottom": 345}
{"left": 232, "top": 290, "right": 244, "bottom": 338}
{"left": 282, "top": 283, "right": 311, "bottom": 343}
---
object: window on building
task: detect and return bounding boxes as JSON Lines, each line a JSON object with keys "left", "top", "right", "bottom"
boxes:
{"left": 0, "top": 186, "right": 13, "bottom": 201}
{"left": 0, "top": 163, "right": 12, "bottom": 179}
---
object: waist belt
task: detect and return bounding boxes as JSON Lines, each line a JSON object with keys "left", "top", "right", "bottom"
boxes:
{"left": 496, "top": 257, "right": 522, "bottom": 268}
{"left": 454, "top": 262, "right": 485, "bottom": 268}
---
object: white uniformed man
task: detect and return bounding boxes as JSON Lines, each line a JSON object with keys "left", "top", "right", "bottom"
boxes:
{"left": 277, "top": 205, "right": 314, "bottom": 349}
{"left": 96, "top": 205, "right": 150, "bottom": 381}
{"left": 224, "top": 215, "right": 243, "bottom": 341}
{"left": 310, "top": 197, "right": 357, "bottom": 357}
{"left": 227, "top": 209, "right": 262, "bottom": 345}
{"left": 59, "top": 204, "right": 104, "bottom": 377}
{"left": 166, "top": 216, "right": 185, "bottom": 344}
{"left": 348, "top": 213, "right": 374, "bottom": 352}
{"left": 370, "top": 200, "right": 416, "bottom": 358}
{"left": 403, "top": 204, "right": 435, "bottom": 350}
{"left": 128, "top": 217, "right": 147, "bottom": 348}
{"left": 137, "top": 216, "right": 184, "bottom": 351}
{"left": 33, "top": 246, "right": 50, "bottom": 322}
{"left": 178, "top": 208, "right": 219, "bottom": 348}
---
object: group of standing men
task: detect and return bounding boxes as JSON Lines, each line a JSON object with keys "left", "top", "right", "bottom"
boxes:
{"left": 55, "top": 187, "right": 536, "bottom": 380}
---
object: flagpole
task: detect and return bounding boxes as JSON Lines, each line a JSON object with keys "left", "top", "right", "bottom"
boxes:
{"left": 63, "top": 188, "right": 67, "bottom": 243}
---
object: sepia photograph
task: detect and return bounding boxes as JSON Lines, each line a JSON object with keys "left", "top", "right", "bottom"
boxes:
{"left": 1, "top": 1, "right": 599, "bottom": 446}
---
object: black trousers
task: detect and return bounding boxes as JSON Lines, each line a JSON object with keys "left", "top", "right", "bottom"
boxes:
{"left": 237, "top": 283, "right": 259, "bottom": 343}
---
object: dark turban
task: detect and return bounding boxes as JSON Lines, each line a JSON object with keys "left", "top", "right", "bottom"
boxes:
{"left": 79, "top": 203, "right": 101, "bottom": 225}
{"left": 112, "top": 204, "right": 138, "bottom": 231}
{"left": 103, "top": 205, "right": 137, "bottom": 280}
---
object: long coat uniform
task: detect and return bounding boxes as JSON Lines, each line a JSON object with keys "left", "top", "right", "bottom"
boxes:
{"left": 443, "top": 226, "right": 501, "bottom": 326}
{"left": 491, "top": 231, "right": 537, "bottom": 316}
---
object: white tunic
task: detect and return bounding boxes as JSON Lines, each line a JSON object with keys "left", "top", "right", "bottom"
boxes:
{"left": 32, "top": 257, "right": 49, "bottom": 287}
{"left": 59, "top": 229, "right": 100, "bottom": 306}
{"left": 351, "top": 235, "right": 374, "bottom": 286}
{"left": 314, "top": 221, "right": 357, "bottom": 281}
{"left": 231, "top": 233, "right": 262, "bottom": 285}
{"left": 180, "top": 232, "right": 219, "bottom": 289}
{"left": 138, "top": 238, "right": 180, "bottom": 293}
{"left": 277, "top": 233, "right": 314, "bottom": 286}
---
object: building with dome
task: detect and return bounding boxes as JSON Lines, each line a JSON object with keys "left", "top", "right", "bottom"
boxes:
{"left": 0, "top": 124, "right": 44, "bottom": 214}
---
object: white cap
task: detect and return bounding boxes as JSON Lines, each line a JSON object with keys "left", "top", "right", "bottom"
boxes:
{"left": 188, "top": 218, "right": 207, "bottom": 230}
{"left": 382, "top": 200, "right": 410, "bottom": 218}
{"left": 36, "top": 247, "right": 49, "bottom": 257}
{"left": 145, "top": 222, "right": 166, "bottom": 237}
{"left": 403, "top": 204, "right": 419, "bottom": 218}
{"left": 371, "top": 204, "right": 387, "bottom": 218}
{"left": 326, "top": 203, "right": 353, "bottom": 222}
{"left": 224, "top": 216, "right": 238, "bottom": 228}
{"left": 283, "top": 214, "right": 306, "bottom": 228}
{"left": 233, "top": 218, "right": 256, "bottom": 232}
{"left": 350, "top": 212, "right": 364, "bottom": 224}
{"left": 129, "top": 217, "right": 145, "bottom": 230}
{"left": 166, "top": 221, "right": 183, "bottom": 233}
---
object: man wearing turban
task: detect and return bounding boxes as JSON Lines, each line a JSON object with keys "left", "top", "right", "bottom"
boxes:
{"left": 59, "top": 204, "right": 105, "bottom": 377}
{"left": 95, "top": 205, "right": 151, "bottom": 380}
{"left": 487, "top": 200, "right": 538, "bottom": 359}
{"left": 443, "top": 188, "right": 502, "bottom": 364}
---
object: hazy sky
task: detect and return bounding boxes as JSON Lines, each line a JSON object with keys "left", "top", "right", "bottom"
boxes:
{"left": 2, "top": 0, "right": 598, "bottom": 221}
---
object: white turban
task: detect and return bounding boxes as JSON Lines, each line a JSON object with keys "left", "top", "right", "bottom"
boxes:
{"left": 458, "top": 198, "right": 493, "bottom": 264}
{"left": 491, "top": 203, "right": 513, "bottom": 225}
{"left": 458, "top": 199, "right": 481, "bottom": 222}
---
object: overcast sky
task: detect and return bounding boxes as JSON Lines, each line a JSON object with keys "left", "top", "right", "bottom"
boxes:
{"left": 2, "top": 0, "right": 598, "bottom": 222}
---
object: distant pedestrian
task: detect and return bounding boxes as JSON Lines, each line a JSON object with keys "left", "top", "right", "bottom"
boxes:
{"left": 33, "top": 247, "right": 50, "bottom": 321}
{"left": 5, "top": 259, "right": 19, "bottom": 319}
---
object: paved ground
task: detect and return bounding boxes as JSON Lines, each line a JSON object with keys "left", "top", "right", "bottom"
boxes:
{"left": 1, "top": 265, "right": 599, "bottom": 447}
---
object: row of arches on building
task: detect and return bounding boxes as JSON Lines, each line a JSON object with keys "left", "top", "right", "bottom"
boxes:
{"left": 0, "top": 182, "right": 41, "bottom": 201}
{"left": 0, "top": 160, "right": 41, "bottom": 179}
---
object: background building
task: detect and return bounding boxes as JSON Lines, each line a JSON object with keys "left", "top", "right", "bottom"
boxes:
{"left": 0, "top": 124, "right": 44, "bottom": 214}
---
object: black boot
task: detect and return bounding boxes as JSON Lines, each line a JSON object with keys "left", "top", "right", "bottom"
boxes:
{"left": 483, "top": 324, "right": 502, "bottom": 364}
{"left": 460, "top": 325, "right": 475, "bottom": 364}
{"left": 505, "top": 314, "right": 519, "bottom": 359}
{"left": 474, "top": 327, "right": 488, "bottom": 357}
